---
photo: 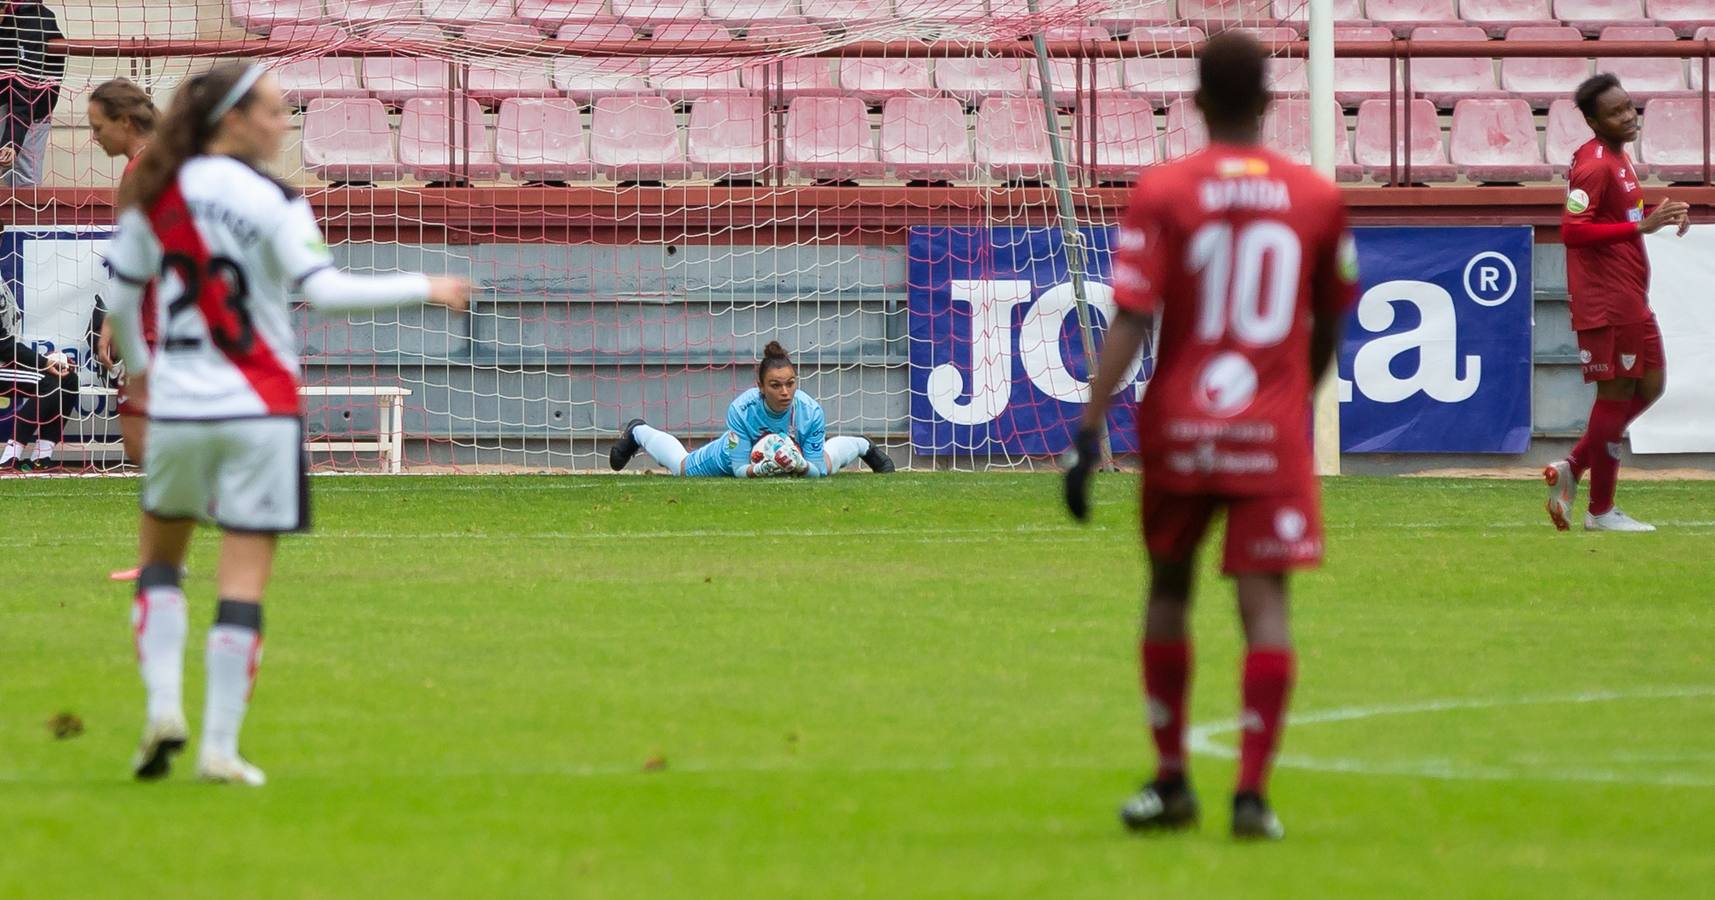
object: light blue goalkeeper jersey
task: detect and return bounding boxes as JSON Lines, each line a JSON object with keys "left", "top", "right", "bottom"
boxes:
{"left": 680, "top": 388, "right": 829, "bottom": 478}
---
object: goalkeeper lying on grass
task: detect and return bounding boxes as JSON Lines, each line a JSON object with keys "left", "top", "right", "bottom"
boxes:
{"left": 609, "top": 341, "right": 894, "bottom": 478}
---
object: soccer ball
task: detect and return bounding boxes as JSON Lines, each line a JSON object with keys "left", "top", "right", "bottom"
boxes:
{"left": 751, "top": 433, "right": 805, "bottom": 474}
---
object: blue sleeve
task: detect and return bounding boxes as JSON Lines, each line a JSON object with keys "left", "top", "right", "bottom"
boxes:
{"left": 725, "top": 399, "right": 751, "bottom": 478}
{"left": 799, "top": 404, "right": 828, "bottom": 478}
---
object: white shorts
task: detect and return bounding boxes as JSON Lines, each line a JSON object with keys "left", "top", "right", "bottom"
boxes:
{"left": 141, "top": 417, "right": 309, "bottom": 533}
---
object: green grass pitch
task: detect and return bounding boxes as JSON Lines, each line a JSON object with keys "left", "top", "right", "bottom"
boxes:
{"left": 3, "top": 473, "right": 1713, "bottom": 898}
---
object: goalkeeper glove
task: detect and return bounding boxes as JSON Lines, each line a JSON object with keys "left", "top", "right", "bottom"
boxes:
{"left": 1062, "top": 425, "right": 1101, "bottom": 522}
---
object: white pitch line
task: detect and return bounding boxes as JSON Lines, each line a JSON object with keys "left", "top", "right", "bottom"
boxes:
{"left": 1187, "top": 686, "right": 1715, "bottom": 788}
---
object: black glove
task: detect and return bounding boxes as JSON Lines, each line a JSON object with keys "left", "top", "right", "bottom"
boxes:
{"left": 1062, "top": 425, "right": 1101, "bottom": 522}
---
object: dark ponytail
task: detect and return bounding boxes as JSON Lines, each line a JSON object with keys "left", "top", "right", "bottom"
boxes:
{"left": 117, "top": 62, "right": 260, "bottom": 212}
{"left": 757, "top": 340, "right": 794, "bottom": 383}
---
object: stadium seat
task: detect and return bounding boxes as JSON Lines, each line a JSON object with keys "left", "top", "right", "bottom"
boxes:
{"left": 1263, "top": 98, "right": 1363, "bottom": 182}
{"left": 1177, "top": 0, "right": 1275, "bottom": 33}
{"left": 1545, "top": 98, "right": 1645, "bottom": 173}
{"left": 267, "top": 23, "right": 346, "bottom": 41}
{"left": 652, "top": 20, "right": 735, "bottom": 44}
{"left": 747, "top": 22, "right": 824, "bottom": 42}
{"left": 1354, "top": 98, "right": 1459, "bottom": 182}
{"left": 1269, "top": 58, "right": 1308, "bottom": 95}
{"left": 326, "top": 0, "right": 408, "bottom": 25}
{"left": 1459, "top": 0, "right": 1554, "bottom": 38}
{"left": 1596, "top": 26, "right": 1692, "bottom": 103}
{"left": 1450, "top": 98, "right": 1553, "bottom": 182}
{"left": 935, "top": 58, "right": 1031, "bottom": 102}
{"left": 1122, "top": 29, "right": 1201, "bottom": 107}
{"left": 1555, "top": 0, "right": 1652, "bottom": 36}
{"left": 515, "top": 0, "right": 616, "bottom": 30}
{"left": 879, "top": 97, "right": 975, "bottom": 182}
{"left": 232, "top": 0, "right": 326, "bottom": 34}
{"left": 784, "top": 96, "right": 885, "bottom": 180}
{"left": 838, "top": 58, "right": 935, "bottom": 104}
{"left": 360, "top": 22, "right": 450, "bottom": 104}
{"left": 973, "top": 97, "right": 1053, "bottom": 182}
{"left": 423, "top": 0, "right": 517, "bottom": 24}
{"left": 1500, "top": 26, "right": 1592, "bottom": 108}
{"left": 1271, "top": 0, "right": 1365, "bottom": 30}
{"left": 399, "top": 97, "right": 501, "bottom": 182}
{"left": 463, "top": 24, "right": 557, "bottom": 101}
{"left": 553, "top": 24, "right": 651, "bottom": 100}
{"left": 1082, "top": 98, "right": 1159, "bottom": 183}
{"left": 1090, "top": 0, "right": 1174, "bottom": 31}
{"left": 615, "top": 0, "right": 704, "bottom": 27}
{"left": 301, "top": 97, "right": 403, "bottom": 183}
{"left": 1640, "top": 97, "right": 1715, "bottom": 182}
{"left": 496, "top": 97, "right": 596, "bottom": 181}
{"left": 266, "top": 25, "right": 367, "bottom": 103}
{"left": 740, "top": 58, "right": 839, "bottom": 98}
{"left": 1649, "top": 0, "right": 1715, "bottom": 38}
{"left": 803, "top": 0, "right": 891, "bottom": 27}
{"left": 1162, "top": 97, "right": 1208, "bottom": 160}
{"left": 1039, "top": 27, "right": 1125, "bottom": 99}
{"left": 650, "top": 56, "right": 748, "bottom": 102}
{"left": 1332, "top": 26, "right": 1397, "bottom": 107}
{"left": 1366, "top": 0, "right": 1461, "bottom": 37}
{"left": 590, "top": 95, "right": 689, "bottom": 180}
{"left": 983, "top": 0, "right": 1078, "bottom": 22}
{"left": 705, "top": 0, "right": 804, "bottom": 26}
{"left": 1411, "top": 26, "right": 1508, "bottom": 109}
{"left": 1239, "top": 26, "right": 1301, "bottom": 45}
{"left": 1694, "top": 27, "right": 1715, "bottom": 90}
{"left": 688, "top": 95, "right": 770, "bottom": 180}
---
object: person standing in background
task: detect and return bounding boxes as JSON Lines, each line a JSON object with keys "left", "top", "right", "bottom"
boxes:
{"left": 0, "top": 1, "right": 64, "bottom": 187}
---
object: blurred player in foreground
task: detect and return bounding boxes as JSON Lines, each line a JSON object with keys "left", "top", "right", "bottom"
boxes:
{"left": 1543, "top": 73, "right": 1690, "bottom": 533}
{"left": 1062, "top": 32, "right": 1358, "bottom": 840}
{"left": 105, "top": 62, "right": 470, "bottom": 786}
{"left": 608, "top": 340, "right": 894, "bottom": 477}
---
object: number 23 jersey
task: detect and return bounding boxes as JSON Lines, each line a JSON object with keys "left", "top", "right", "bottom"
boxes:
{"left": 105, "top": 155, "right": 336, "bottom": 420}
{"left": 1111, "top": 144, "right": 1359, "bottom": 496}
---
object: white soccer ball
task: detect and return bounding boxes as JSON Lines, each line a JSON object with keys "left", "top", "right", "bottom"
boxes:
{"left": 45, "top": 351, "right": 69, "bottom": 371}
{"left": 751, "top": 432, "right": 805, "bottom": 473}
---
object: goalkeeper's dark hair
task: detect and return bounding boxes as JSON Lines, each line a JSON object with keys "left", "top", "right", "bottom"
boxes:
{"left": 1196, "top": 30, "right": 1270, "bottom": 127}
{"left": 757, "top": 340, "right": 794, "bottom": 383}
{"left": 1575, "top": 73, "right": 1624, "bottom": 119}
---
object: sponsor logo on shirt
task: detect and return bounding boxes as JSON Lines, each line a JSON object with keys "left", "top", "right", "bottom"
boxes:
{"left": 1217, "top": 158, "right": 1270, "bottom": 178}
{"left": 1579, "top": 348, "right": 1593, "bottom": 364}
{"left": 1195, "top": 352, "right": 1259, "bottom": 417}
{"left": 1566, "top": 189, "right": 1590, "bottom": 214}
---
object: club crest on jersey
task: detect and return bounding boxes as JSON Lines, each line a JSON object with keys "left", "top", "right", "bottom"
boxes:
{"left": 1274, "top": 508, "right": 1307, "bottom": 542}
{"left": 1195, "top": 352, "right": 1258, "bottom": 417}
{"left": 1620, "top": 354, "right": 1637, "bottom": 370}
{"left": 1566, "top": 189, "right": 1590, "bottom": 214}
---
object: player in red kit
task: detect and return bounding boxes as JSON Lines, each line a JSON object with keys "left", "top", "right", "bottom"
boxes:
{"left": 1063, "top": 32, "right": 1358, "bottom": 841}
{"left": 1545, "top": 73, "right": 1689, "bottom": 533}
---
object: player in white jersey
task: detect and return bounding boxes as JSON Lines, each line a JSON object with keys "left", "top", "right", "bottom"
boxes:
{"left": 104, "top": 63, "right": 470, "bottom": 786}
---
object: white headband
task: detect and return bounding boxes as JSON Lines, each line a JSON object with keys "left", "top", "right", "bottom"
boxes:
{"left": 206, "top": 65, "right": 264, "bottom": 126}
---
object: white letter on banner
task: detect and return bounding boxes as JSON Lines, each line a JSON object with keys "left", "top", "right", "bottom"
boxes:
{"left": 1017, "top": 281, "right": 1142, "bottom": 402}
{"left": 927, "top": 279, "right": 1029, "bottom": 425}
{"left": 1351, "top": 279, "right": 1480, "bottom": 403}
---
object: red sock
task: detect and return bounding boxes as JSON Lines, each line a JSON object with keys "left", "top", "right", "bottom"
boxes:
{"left": 1625, "top": 394, "right": 1653, "bottom": 426}
{"left": 1580, "top": 397, "right": 1631, "bottom": 516}
{"left": 1236, "top": 646, "right": 1295, "bottom": 796}
{"left": 1141, "top": 639, "right": 1192, "bottom": 780}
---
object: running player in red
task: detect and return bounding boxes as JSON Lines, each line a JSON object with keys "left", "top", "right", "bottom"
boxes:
{"left": 1062, "top": 32, "right": 1358, "bottom": 841}
{"left": 1544, "top": 73, "right": 1689, "bottom": 533}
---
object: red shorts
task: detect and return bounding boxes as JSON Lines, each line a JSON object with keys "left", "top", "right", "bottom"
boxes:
{"left": 1142, "top": 481, "right": 1325, "bottom": 575}
{"left": 116, "top": 375, "right": 145, "bottom": 418}
{"left": 1578, "top": 316, "right": 1665, "bottom": 383}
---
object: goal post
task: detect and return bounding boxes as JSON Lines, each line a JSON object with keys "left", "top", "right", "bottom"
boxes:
{"left": 1307, "top": 0, "right": 1343, "bottom": 476}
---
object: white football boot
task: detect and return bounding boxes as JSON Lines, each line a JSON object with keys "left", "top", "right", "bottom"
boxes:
{"left": 131, "top": 713, "right": 189, "bottom": 781}
{"left": 1543, "top": 461, "right": 1577, "bottom": 532}
{"left": 1584, "top": 508, "right": 1656, "bottom": 532}
{"left": 196, "top": 751, "right": 267, "bottom": 786}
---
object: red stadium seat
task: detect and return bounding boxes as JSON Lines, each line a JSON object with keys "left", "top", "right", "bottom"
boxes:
{"left": 1239, "top": 26, "right": 1301, "bottom": 45}
{"left": 515, "top": 0, "right": 616, "bottom": 30}
{"left": 614, "top": 0, "right": 704, "bottom": 27}
{"left": 1269, "top": 58, "right": 1308, "bottom": 95}
{"left": 1695, "top": 28, "right": 1715, "bottom": 91}
{"left": 326, "top": 0, "right": 410, "bottom": 25}
{"left": 1262, "top": 98, "right": 1363, "bottom": 182}
{"left": 1640, "top": 97, "right": 1715, "bottom": 183}
{"left": 590, "top": 95, "right": 689, "bottom": 180}
{"left": 1459, "top": 0, "right": 1553, "bottom": 37}
{"left": 784, "top": 96, "right": 885, "bottom": 181}
{"left": 739, "top": 58, "right": 839, "bottom": 98}
{"left": 1039, "top": 27, "right": 1125, "bottom": 99}
{"left": 1332, "top": 26, "right": 1397, "bottom": 107}
{"left": 974, "top": 97, "right": 1054, "bottom": 182}
{"left": 880, "top": 97, "right": 975, "bottom": 183}
{"left": 1162, "top": 97, "right": 1208, "bottom": 160}
{"left": 1354, "top": 98, "right": 1459, "bottom": 182}
{"left": 1500, "top": 26, "right": 1592, "bottom": 108}
{"left": 1082, "top": 98, "right": 1159, "bottom": 183}
{"left": 360, "top": 22, "right": 450, "bottom": 103}
{"left": 463, "top": 24, "right": 557, "bottom": 101}
{"left": 553, "top": 24, "right": 651, "bottom": 100}
{"left": 1554, "top": 0, "right": 1653, "bottom": 36}
{"left": 1649, "top": 0, "right": 1715, "bottom": 38}
{"left": 1090, "top": 0, "right": 1174, "bottom": 31}
{"left": 983, "top": 0, "right": 1079, "bottom": 22}
{"left": 746, "top": 22, "right": 823, "bottom": 42}
{"left": 1271, "top": 0, "right": 1365, "bottom": 30}
{"left": 232, "top": 0, "right": 326, "bottom": 34}
{"left": 1545, "top": 98, "right": 1644, "bottom": 174}
{"left": 1411, "top": 26, "right": 1508, "bottom": 109}
{"left": 838, "top": 58, "right": 935, "bottom": 104}
{"left": 803, "top": 0, "right": 890, "bottom": 27}
{"left": 496, "top": 98, "right": 596, "bottom": 180}
{"left": 652, "top": 20, "right": 735, "bottom": 43}
{"left": 688, "top": 95, "right": 770, "bottom": 179}
{"left": 1177, "top": 0, "right": 1277, "bottom": 33}
{"left": 497, "top": 96, "right": 596, "bottom": 180}
{"left": 650, "top": 56, "right": 748, "bottom": 102}
{"left": 1596, "top": 26, "right": 1692, "bottom": 103}
{"left": 266, "top": 25, "right": 367, "bottom": 103}
{"left": 1366, "top": 0, "right": 1461, "bottom": 37}
{"left": 705, "top": 0, "right": 804, "bottom": 26}
{"left": 935, "top": 57, "right": 1031, "bottom": 102}
{"left": 1127, "top": 25, "right": 1204, "bottom": 46}
{"left": 1450, "top": 98, "right": 1553, "bottom": 182}
{"left": 422, "top": 0, "right": 517, "bottom": 24}
{"left": 400, "top": 97, "right": 501, "bottom": 181}
{"left": 302, "top": 98, "right": 403, "bottom": 183}
{"left": 1122, "top": 29, "right": 1200, "bottom": 108}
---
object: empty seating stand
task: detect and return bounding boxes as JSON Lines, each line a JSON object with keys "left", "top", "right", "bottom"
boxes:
{"left": 1162, "top": 98, "right": 1208, "bottom": 160}
{"left": 1412, "top": 26, "right": 1510, "bottom": 109}
{"left": 935, "top": 57, "right": 1031, "bottom": 103}
{"left": 1500, "top": 26, "right": 1592, "bottom": 108}
{"left": 399, "top": 97, "right": 501, "bottom": 182}
{"left": 363, "top": 23, "right": 452, "bottom": 103}
{"left": 1367, "top": 0, "right": 1462, "bottom": 37}
{"left": 1333, "top": 26, "right": 1396, "bottom": 107}
{"left": 423, "top": 0, "right": 518, "bottom": 24}
{"left": 1271, "top": 0, "right": 1365, "bottom": 30}
{"left": 974, "top": 97, "right": 1053, "bottom": 183}
{"left": 1354, "top": 98, "right": 1459, "bottom": 182}
{"left": 1596, "top": 26, "right": 1693, "bottom": 103}
{"left": 1451, "top": 97, "right": 1552, "bottom": 183}
{"left": 232, "top": 0, "right": 326, "bottom": 34}
{"left": 614, "top": 0, "right": 703, "bottom": 28}
{"left": 1461, "top": 0, "right": 1554, "bottom": 37}
{"left": 705, "top": 0, "right": 805, "bottom": 26}
{"left": 1263, "top": 98, "right": 1364, "bottom": 182}
{"left": 1555, "top": 0, "right": 1654, "bottom": 36}
{"left": 803, "top": 0, "right": 890, "bottom": 28}
{"left": 1083, "top": 98, "right": 1160, "bottom": 183}
{"left": 1641, "top": 98, "right": 1715, "bottom": 183}
{"left": 497, "top": 97, "right": 595, "bottom": 181}
{"left": 465, "top": 24, "right": 558, "bottom": 101}
{"left": 1649, "top": 0, "right": 1715, "bottom": 37}
{"left": 515, "top": 0, "right": 616, "bottom": 30}
{"left": 880, "top": 97, "right": 975, "bottom": 183}
{"left": 591, "top": 95, "right": 689, "bottom": 181}
{"left": 740, "top": 58, "right": 839, "bottom": 99}
{"left": 688, "top": 95, "right": 770, "bottom": 180}
{"left": 1124, "top": 27, "right": 1203, "bottom": 107}
{"left": 554, "top": 24, "right": 650, "bottom": 100}
{"left": 326, "top": 0, "right": 402, "bottom": 26}
{"left": 1040, "top": 27, "right": 1125, "bottom": 99}
{"left": 1545, "top": 98, "right": 1645, "bottom": 174}
{"left": 268, "top": 26, "right": 367, "bottom": 104}
{"left": 839, "top": 59, "right": 935, "bottom": 104}
{"left": 785, "top": 96, "right": 885, "bottom": 181}
{"left": 302, "top": 97, "right": 403, "bottom": 183}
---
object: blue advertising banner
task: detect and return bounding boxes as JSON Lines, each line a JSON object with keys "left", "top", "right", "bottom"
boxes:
{"left": 1336, "top": 226, "right": 1534, "bottom": 453}
{"left": 909, "top": 225, "right": 1534, "bottom": 456}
